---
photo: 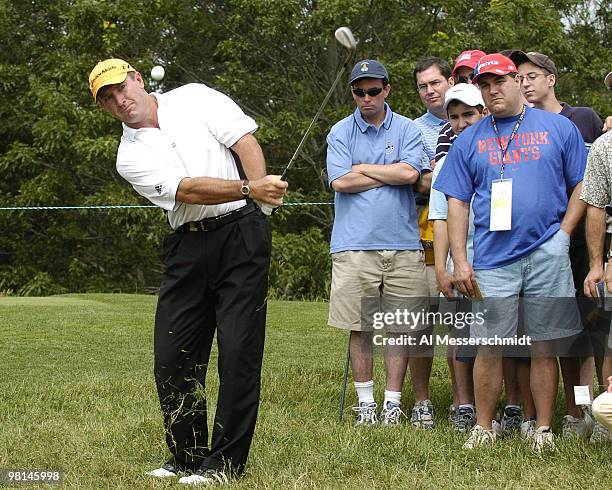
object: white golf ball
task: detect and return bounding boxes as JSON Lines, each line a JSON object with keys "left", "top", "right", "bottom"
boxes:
{"left": 151, "top": 65, "right": 165, "bottom": 81}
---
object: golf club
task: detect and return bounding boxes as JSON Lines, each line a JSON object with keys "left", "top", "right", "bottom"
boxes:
{"left": 338, "top": 334, "right": 351, "bottom": 422}
{"left": 259, "top": 26, "right": 357, "bottom": 215}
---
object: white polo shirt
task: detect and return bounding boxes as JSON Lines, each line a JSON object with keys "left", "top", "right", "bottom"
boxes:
{"left": 116, "top": 83, "right": 258, "bottom": 229}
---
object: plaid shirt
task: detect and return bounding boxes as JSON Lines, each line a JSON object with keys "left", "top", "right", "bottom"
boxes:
{"left": 581, "top": 131, "right": 612, "bottom": 208}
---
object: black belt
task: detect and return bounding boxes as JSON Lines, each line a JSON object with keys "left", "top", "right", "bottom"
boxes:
{"left": 176, "top": 201, "right": 258, "bottom": 232}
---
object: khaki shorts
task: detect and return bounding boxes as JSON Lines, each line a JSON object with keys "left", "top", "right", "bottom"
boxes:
{"left": 328, "top": 250, "right": 429, "bottom": 332}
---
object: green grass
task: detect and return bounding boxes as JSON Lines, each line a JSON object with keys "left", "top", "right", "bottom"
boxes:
{"left": 0, "top": 294, "right": 610, "bottom": 489}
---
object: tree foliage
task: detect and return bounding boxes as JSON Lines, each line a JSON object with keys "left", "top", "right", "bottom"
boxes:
{"left": 0, "top": 0, "right": 609, "bottom": 296}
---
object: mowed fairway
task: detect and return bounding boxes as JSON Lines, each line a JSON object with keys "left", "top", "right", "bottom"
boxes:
{"left": 0, "top": 295, "right": 610, "bottom": 489}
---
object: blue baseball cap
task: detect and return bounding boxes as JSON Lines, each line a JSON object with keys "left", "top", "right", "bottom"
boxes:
{"left": 349, "top": 60, "right": 389, "bottom": 84}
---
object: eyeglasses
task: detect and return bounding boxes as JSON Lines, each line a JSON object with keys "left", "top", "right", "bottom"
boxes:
{"left": 417, "top": 79, "right": 444, "bottom": 92}
{"left": 352, "top": 87, "right": 384, "bottom": 98}
{"left": 517, "top": 72, "right": 547, "bottom": 82}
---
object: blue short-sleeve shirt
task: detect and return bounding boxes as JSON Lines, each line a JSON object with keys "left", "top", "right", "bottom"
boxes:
{"left": 433, "top": 106, "right": 587, "bottom": 270}
{"left": 327, "top": 104, "right": 424, "bottom": 253}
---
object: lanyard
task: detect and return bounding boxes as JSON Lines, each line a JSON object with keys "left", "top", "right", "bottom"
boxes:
{"left": 491, "top": 105, "right": 526, "bottom": 180}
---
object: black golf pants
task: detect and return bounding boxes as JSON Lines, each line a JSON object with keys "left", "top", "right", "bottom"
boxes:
{"left": 154, "top": 210, "right": 271, "bottom": 475}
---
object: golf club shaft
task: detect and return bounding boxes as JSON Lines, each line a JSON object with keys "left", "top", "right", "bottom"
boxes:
{"left": 339, "top": 334, "right": 351, "bottom": 422}
{"left": 260, "top": 49, "right": 354, "bottom": 216}
{"left": 281, "top": 49, "right": 353, "bottom": 181}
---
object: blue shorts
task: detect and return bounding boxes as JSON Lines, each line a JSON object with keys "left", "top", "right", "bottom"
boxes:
{"left": 471, "top": 229, "right": 583, "bottom": 343}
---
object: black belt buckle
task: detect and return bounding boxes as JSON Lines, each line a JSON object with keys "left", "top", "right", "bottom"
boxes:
{"left": 190, "top": 217, "right": 220, "bottom": 232}
{"left": 188, "top": 222, "right": 210, "bottom": 232}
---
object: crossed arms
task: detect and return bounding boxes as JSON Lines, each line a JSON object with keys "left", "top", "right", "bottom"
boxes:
{"left": 331, "top": 162, "right": 429, "bottom": 193}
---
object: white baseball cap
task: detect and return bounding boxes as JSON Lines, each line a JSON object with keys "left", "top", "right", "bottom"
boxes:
{"left": 443, "top": 83, "right": 485, "bottom": 113}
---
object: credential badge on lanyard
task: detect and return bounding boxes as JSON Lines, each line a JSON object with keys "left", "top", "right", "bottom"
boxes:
{"left": 489, "top": 106, "right": 526, "bottom": 231}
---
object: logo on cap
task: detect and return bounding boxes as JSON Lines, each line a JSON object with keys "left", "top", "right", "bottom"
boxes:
{"left": 360, "top": 62, "right": 369, "bottom": 72}
{"left": 88, "top": 58, "right": 136, "bottom": 100}
{"left": 479, "top": 60, "right": 500, "bottom": 69}
{"left": 472, "top": 54, "right": 517, "bottom": 83}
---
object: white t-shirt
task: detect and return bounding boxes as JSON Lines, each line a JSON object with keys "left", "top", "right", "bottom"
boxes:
{"left": 428, "top": 155, "right": 475, "bottom": 270}
{"left": 116, "top": 83, "right": 258, "bottom": 229}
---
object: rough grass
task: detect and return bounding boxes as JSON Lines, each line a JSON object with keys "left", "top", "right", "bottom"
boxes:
{"left": 0, "top": 295, "right": 610, "bottom": 489}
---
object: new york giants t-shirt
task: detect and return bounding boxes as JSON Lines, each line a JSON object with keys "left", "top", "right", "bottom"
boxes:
{"left": 433, "top": 106, "right": 586, "bottom": 270}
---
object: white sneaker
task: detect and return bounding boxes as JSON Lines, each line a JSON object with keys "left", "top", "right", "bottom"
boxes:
{"left": 146, "top": 467, "right": 177, "bottom": 478}
{"left": 145, "top": 460, "right": 180, "bottom": 478}
{"left": 411, "top": 399, "right": 434, "bottom": 429}
{"left": 381, "top": 402, "right": 405, "bottom": 426}
{"left": 463, "top": 424, "right": 497, "bottom": 449}
{"left": 590, "top": 421, "right": 612, "bottom": 443}
{"left": 491, "top": 419, "right": 502, "bottom": 436}
{"left": 562, "top": 415, "right": 591, "bottom": 438}
{"left": 531, "top": 426, "right": 555, "bottom": 452}
{"left": 179, "top": 469, "right": 229, "bottom": 485}
{"left": 352, "top": 402, "right": 378, "bottom": 426}
{"left": 520, "top": 419, "right": 536, "bottom": 440}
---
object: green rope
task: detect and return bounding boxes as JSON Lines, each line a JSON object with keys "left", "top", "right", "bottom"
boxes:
{"left": 0, "top": 202, "right": 333, "bottom": 211}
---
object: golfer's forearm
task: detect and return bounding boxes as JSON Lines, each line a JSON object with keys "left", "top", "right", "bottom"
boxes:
{"left": 231, "top": 133, "right": 266, "bottom": 179}
{"left": 447, "top": 198, "right": 470, "bottom": 263}
{"left": 560, "top": 182, "right": 586, "bottom": 236}
{"left": 586, "top": 205, "right": 606, "bottom": 267}
{"left": 176, "top": 177, "right": 244, "bottom": 205}
{"left": 433, "top": 220, "right": 450, "bottom": 273}
{"left": 355, "top": 163, "right": 419, "bottom": 185}
{"left": 331, "top": 172, "right": 384, "bottom": 193}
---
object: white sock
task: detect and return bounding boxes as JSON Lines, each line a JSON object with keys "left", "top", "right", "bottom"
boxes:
{"left": 458, "top": 403, "right": 475, "bottom": 410}
{"left": 384, "top": 390, "right": 401, "bottom": 408}
{"left": 354, "top": 380, "right": 375, "bottom": 405}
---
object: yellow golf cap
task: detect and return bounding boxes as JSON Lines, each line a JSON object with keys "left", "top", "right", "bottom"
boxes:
{"left": 89, "top": 58, "right": 135, "bottom": 100}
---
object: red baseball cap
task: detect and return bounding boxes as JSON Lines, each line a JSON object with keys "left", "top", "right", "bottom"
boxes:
{"left": 472, "top": 53, "right": 518, "bottom": 84}
{"left": 452, "top": 50, "right": 486, "bottom": 78}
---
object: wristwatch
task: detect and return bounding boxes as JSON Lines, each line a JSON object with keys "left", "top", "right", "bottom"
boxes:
{"left": 240, "top": 179, "right": 250, "bottom": 197}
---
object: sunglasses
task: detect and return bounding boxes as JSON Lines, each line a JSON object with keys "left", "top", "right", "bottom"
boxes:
{"left": 352, "top": 87, "right": 384, "bottom": 97}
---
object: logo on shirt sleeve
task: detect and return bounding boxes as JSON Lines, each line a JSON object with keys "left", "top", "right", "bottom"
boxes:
{"left": 154, "top": 184, "right": 163, "bottom": 195}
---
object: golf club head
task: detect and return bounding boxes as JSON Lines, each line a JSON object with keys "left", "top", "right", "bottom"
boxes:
{"left": 335, "top": 27, "right": 357, "bottom": 50}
